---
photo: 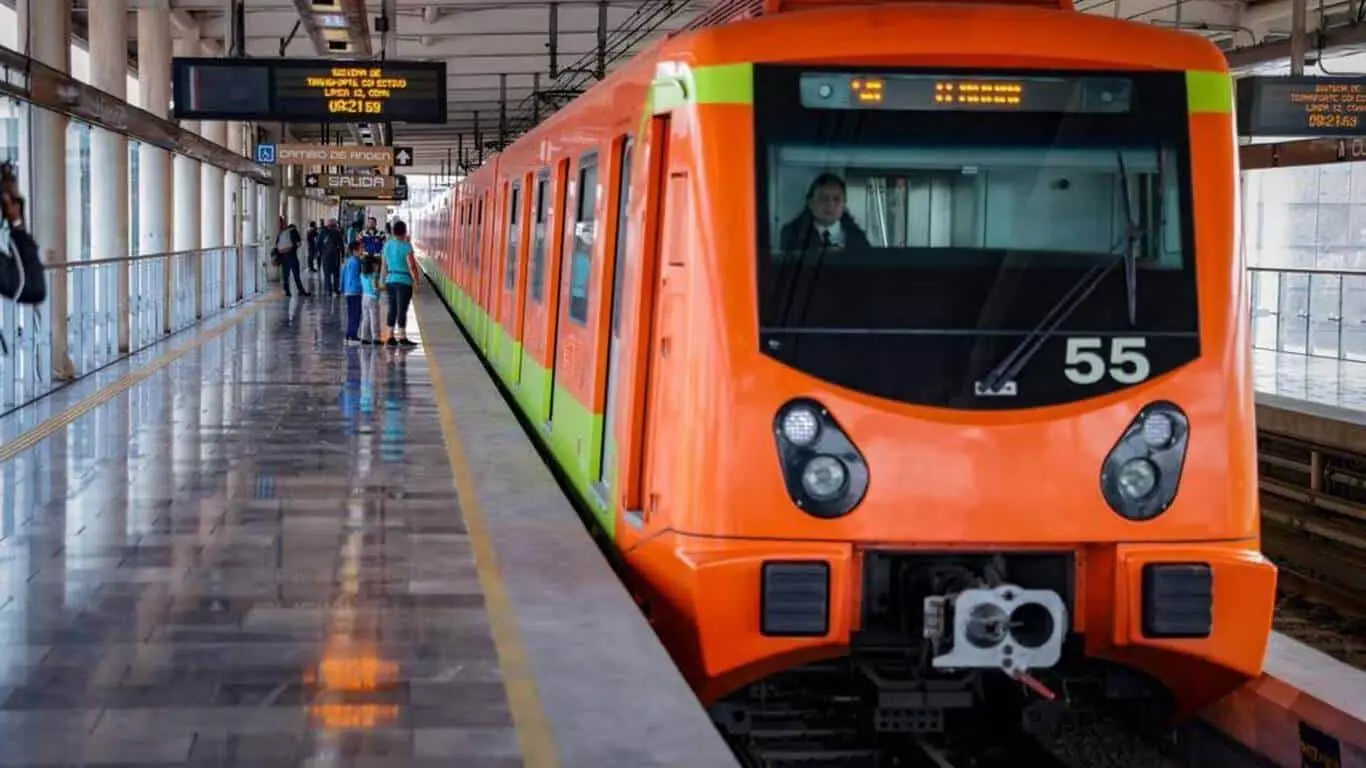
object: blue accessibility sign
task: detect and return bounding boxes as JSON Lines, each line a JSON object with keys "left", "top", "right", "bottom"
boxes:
{"left": 255, "top": 143, "right": 277, "bottom": 164}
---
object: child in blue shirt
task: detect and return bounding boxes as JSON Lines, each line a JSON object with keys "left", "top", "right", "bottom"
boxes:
{"left": 358, "top": 255, "right": 382, "bottom": 345}
{"left": 341, "top": 241, "right": 364, "bottom": 345}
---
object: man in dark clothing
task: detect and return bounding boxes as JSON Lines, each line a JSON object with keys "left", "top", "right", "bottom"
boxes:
{"left": 305, "top": 221, "right": 320, "bottom": 272}
{"left": 778, "top": 172, "right": 872, "bottom": 253}
{"left": 276, "top": 223, "right": 310, "bottom": 297}
{"left": 318, "top": 218, "right": 346, "bottom": 296}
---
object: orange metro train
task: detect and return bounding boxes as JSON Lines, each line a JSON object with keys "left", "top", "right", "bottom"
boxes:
{"left": 409, "top": 0, "right": 1276, "bottom": 738}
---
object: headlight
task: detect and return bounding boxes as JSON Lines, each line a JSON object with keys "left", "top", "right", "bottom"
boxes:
{"left": 1100, "top": 402, "right": 1189, "bottom": 521}
{"left": 1140, "top": 413, "right": 1174, "bottom": 448}
{"left": 1115, "top": 458, "right": 1158, "bottom": 500}
{"left": 801, "top": 455, "right": 847, "bottom": 500}
{"left": 773, "top": 399, "right": 869, "bottom": 519}
{"left": 780, "top": 406, "right": 821, "bottom": 446}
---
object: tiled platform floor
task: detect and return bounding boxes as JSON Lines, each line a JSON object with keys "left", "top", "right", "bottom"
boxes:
{"left": 0, "top": 283, "right": 521, "bottom": 766}
{"left": 1255, "top": 348, "right": 1366, "bottom": 414}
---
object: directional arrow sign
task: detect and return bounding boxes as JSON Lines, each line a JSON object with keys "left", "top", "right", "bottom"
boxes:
{"left": 304, "top": 173, "right": 319, "bottom": 188}
{"left": 393, "top": 147, "right": 414, "bottom": 167}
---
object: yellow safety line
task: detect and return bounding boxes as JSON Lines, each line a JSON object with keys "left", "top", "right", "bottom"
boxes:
{"left": 0, "top": 301, "right": 266, "bottom": 465}
{"left": 416, "top": 295, "right": 560, "bottom": 768}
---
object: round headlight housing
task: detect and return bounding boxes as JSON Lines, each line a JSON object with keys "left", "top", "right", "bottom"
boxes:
{"left": 1140, "top": 412, "right": 1175, "bottom": 448}
{"left": 1116, "top": 458, "right": 1158, "bottom": 500}
{"left": 780, "top": 406, "right": 821, "bottom": 447}
{"left": 801, "top": 455, "right": 848, "bottom": 501}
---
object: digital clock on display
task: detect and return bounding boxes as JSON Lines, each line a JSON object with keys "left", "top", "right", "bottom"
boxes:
{"left": 1237, "top": 76, "right": 1366, "bottom": 137}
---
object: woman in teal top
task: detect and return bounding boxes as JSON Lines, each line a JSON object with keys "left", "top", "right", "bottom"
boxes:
{"left": 379, "top": 220, "right": 417, "bottom": 347}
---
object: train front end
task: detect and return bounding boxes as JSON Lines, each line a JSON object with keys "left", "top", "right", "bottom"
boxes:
{"left": 624, "top": 3, "right": 1277, "bottom": 736}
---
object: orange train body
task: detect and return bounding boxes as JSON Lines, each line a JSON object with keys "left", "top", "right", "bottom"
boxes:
{"left": 410, "top": 0, "right": 1275, "bottom": 732}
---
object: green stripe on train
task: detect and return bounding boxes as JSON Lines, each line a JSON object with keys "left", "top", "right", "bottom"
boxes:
{"left": 425, "top": 270, "right": 617, "bottom": 537}
{"left": 649, "top": 61, "right": 754, "bottom": 118}
{"left": 1186, "top": 70, "right": 1232, "bottom": 114}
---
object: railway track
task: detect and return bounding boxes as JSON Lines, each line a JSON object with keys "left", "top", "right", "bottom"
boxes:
{"left": 725, "top": 709, "right": 1180, "bottom": 768}
{"left": 1257, "top": 429, "right": 1366, "bottom": 669}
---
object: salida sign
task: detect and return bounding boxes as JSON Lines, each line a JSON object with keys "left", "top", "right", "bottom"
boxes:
{"left": 304, "top": 173, "right": 405, "bottom": 193}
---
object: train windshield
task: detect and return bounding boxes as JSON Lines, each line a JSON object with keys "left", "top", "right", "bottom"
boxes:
{"left": 753, "top": 66, "right": 1201, "bottom": 410}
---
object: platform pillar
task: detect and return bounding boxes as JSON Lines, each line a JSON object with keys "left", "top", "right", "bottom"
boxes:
{"left": 172, "top": 33, "right": 202, "bottom": 327}
{"left": 91, "top": 0, "right": 131, "bottom": 353}
{"left": 137, "top": 2, "right": 173, "bottom": 338}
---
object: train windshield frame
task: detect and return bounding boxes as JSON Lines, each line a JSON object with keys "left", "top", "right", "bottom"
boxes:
{"left": 752, "top": 64, "right": 1201, "bottom": 410}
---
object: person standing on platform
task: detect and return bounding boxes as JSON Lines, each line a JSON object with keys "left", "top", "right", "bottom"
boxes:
{"left": 275, "top": 223, "right": 309, "bottom": 297}
{"left": 379, "top": 219, "right": 417, "bottom": 347}
{"left": 306, "top": 221, "right": 320, "bottom": 272}
{"left": 358, "top": 255, "right": 382, "bottom": 346}
{"left": 361, "top": 216, "right": 385, "bottom": 258}
{"left": 319, "top": 218, "right": 345, "bottom": 296}
{"left": 341, "top": 240, "right": 365, "bottom": 346}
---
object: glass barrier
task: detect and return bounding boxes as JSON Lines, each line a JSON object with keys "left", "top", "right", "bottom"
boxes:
{"left": 1247, "top": 267, "right": 1366, "bottom": 363}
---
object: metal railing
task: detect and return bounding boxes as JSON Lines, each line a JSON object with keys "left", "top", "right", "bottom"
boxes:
{"left": 0, "top": 242, "right": 270, "bottom": 415}
{"left": 1247, "top": 266, "right": 1366, "bottom": 362}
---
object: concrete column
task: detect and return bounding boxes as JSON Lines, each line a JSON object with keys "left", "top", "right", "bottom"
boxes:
{"left": 287, "top": 195, "right": 302, "bottom": 230}
{"left": 17, "top": 0, "right": 75, "bottom": 381}
{"left": 139, "top": 3, "right": 174, "bottom": 337}
{"left": 243, "top": 180, "right": 257, "bottom": 293}
{"left": 91, "top": 0, "right": 131, "bottom": 353}
{"left": 224, "top": 124, "right": 241, "bottom": 301}
{"left": 137, "top": 3, "right": 172, "bottom": 254}
{"left": 172, "top": 35, "right": 202, "bottom": 324}
{"left": 199, "top": 41, "right": 226, "bottom": 317}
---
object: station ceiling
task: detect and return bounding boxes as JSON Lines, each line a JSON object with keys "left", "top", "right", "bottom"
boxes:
{"left": 73, "top": 0, "right": 1363, "bottom": 173}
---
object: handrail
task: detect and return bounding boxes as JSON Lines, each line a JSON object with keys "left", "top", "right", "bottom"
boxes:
{"left": 1248, "top": 267, "right": 1366, "bottom": 277}
{"left": 43, "top": 243, "right": 270, "bottom": 270}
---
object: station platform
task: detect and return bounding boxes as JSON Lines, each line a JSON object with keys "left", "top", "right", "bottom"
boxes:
{"left": 0, "top": 276, "right": 732, "bottom": 767}
{"left": 1255, "top": 348, "right": 1366, "bottom": 423}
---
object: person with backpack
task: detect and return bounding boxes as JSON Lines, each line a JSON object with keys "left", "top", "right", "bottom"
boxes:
{"left": 274, "top": 222, "right": 309, "bottom": 297}
{"left": 0, "top": 161, "right": 48, "bottom": 355}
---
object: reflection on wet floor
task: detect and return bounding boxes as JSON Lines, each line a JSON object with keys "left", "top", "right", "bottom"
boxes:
{"left": 1254, "top": 348, "right": 1366, "bottom": 414}
{"left": 0, "top": 289, "right": 520, "bottom": 766}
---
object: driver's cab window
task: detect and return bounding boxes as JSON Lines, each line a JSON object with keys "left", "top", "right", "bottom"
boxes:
{"left": 767, "top": 146, "right": 1182, "bottom": 269}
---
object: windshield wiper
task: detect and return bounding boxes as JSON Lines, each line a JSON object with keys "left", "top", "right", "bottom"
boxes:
{"left": 977, "top": 150, "right": 1144, "bottom": 395}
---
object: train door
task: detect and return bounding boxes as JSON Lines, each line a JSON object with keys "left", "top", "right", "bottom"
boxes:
{"left": 500, "top": 180, "right": 523, "bottom": 378}
{"left": 475, "top": 192, "right": 488, "bottom": 346}
{"left": 621, "top": 115, "right": 676, "bottom": 533}
{"left": 544, "top": 157, "right": 578, "bottom": 430}
{"left": 515, "top": 170, "right": 549, "bottom": 389}
{"left": 548, "top": 150, "right": 600, "bottom": 464}
{"left": 594, "top": 137, "right": 633, "bottom": 505}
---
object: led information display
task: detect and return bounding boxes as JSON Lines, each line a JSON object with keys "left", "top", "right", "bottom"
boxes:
{"left": 172, "top": 58, "right": 447, "bottom": 123}
{"left": 1236, "top": 76, "right": 1366, "bottom": 137}
{"left": 799, "top": 72, "right": 1133, "bottom": 113}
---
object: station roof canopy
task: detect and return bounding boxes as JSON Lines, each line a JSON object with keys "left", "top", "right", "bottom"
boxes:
{"left": 66, "top": 0, "right": 1363, "bottom": 174}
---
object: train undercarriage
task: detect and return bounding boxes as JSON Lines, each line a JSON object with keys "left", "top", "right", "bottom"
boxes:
{"left": 711, "top": 552, "right": 1179, "bottom": 767}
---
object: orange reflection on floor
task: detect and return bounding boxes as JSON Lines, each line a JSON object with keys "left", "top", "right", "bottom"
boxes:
{"left": 305, "top": 636, "right": 402, "bottom": 730}
{"left": 309, "top": 702, "right": 402, "bottom": 730}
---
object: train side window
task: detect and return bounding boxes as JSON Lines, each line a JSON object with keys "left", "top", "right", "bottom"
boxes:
{"left": 505, "top": 182, "right": 522, "bottom": 291}
{"left": 530, "top": 169, "right": 551, "bottom": 303}
{"left": 610, "top": 138, "right": 633, "bottom": 337}
{"left": 567, "top": 152, "right": 600, "bottom": 325}
{"left": 475, "top": 195, "right": 484, "bottom": 269}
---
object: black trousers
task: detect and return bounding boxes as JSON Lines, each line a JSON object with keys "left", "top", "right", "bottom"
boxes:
{"left": 386, "top": 283, "right": 413, "bottom": 329}
{"left": 281, "top": 254, "right": 306, "bottom": 295}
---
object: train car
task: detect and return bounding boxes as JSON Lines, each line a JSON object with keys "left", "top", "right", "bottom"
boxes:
{"left": 409, "top": 0, "right": 1276, "bottom": 744}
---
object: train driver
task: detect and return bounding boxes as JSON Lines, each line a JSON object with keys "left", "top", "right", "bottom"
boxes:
{"left": 777, "top": 172, "right": 872, "bottom": 253}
